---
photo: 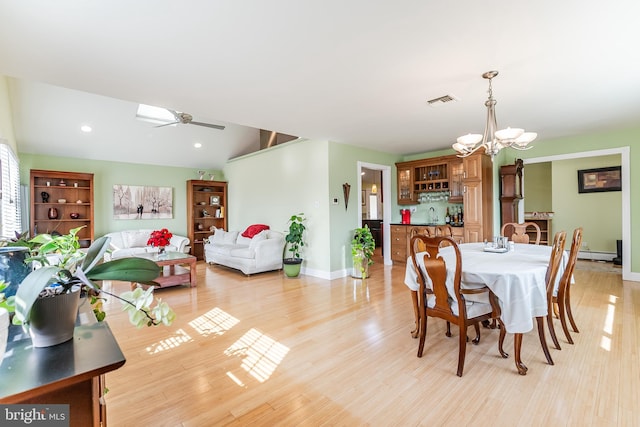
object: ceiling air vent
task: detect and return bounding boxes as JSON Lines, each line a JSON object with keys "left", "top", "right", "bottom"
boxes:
{"left": 426, "top": 94, "right": 458, "bottom": 106}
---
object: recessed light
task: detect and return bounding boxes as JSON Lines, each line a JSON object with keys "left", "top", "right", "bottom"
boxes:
{"left": 194, "top": 142, "right": 202, "bottom": 148}
{"left": 80, "top": 125, "right": 92, "bottom": 133}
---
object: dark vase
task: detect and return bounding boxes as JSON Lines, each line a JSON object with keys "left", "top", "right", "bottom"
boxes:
{"left": 47, "top": 207, "right": 58, "bottom": 219}
{"left": 0, "top": 246, "right": 31, "bottom": 297}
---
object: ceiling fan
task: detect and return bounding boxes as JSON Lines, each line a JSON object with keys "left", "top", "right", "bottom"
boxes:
{"left": 136, "top": 104, "right": 225, "bottom": 130}
{"left": 156, "top": 110, "right": 226, "bottom": 130}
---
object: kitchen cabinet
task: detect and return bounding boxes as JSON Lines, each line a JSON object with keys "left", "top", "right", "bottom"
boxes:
{"left": 391, "top": 224, "right": 465, "bottom": 263}
{"left": 396, "top": 163, "right": 414, "bottom": 205}
{"left": 449, "top": 158, "right": 464, "bottom": 202}
{"left": 30, "top": 169, "right": 94, "bottom": 247}
{"left": 391, "top": 225, "right": 409, "bottom": 262}
{"left": 413, "top": 162, "right": 449, "bottom": 193}
{"left": 187, "top": 180, "right": 228, "bottom": 260}
{"left": 462, "top": 152, "right": 493, "bottom": 243}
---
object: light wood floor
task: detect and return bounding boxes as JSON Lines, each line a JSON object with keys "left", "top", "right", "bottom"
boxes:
{"left": 101, "top": 254, "right": 638, "bottom": 426}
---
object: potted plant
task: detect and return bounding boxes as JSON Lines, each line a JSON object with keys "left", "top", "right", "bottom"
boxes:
{"left": 12, "top": 226, "right": 175, "bottom": 347}
{"left": 351, "top": 225, "right": 375, "bottom": 278}
{"left": 283, "top": 213, "right": 306, "bottom": 278}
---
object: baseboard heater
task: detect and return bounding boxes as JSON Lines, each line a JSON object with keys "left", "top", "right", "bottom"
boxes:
{"left": 578, "top": 251, "right": 616, "bottom": 262}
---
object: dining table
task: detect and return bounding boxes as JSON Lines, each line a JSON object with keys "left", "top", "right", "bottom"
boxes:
{"left": 404, "top": 242, "right": 568, "bottom": 375}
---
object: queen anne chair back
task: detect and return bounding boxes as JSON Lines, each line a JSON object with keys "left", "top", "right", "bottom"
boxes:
{"left": 500, "top": 222, "right": 542, "bottom": 245}
{"left": 409, "top": 235, "right": 500, "bottom": 376}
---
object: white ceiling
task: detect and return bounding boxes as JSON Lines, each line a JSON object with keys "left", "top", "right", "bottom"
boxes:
{"left": 1, "top": 1, "right": 639, "bottom": 171}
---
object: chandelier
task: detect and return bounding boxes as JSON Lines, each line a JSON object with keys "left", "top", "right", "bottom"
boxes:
{"left": 452, "top": 71, "right": 536, "bottom": 161}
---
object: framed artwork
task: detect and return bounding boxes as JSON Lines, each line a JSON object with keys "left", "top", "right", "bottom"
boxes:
{"left": 577, "top": 166, "right": 621, "bottom": 193}
{"left": 113, "top": 184, "right": 173, "bottom": 219}
{"left": 210, "top": 195, "right": 220, "bottom": 205}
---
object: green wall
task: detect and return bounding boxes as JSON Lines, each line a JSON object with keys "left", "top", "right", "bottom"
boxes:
{"left": 523, "top": 162, "right": 552, "bottom": 212}
{"left": 550, "top": 155, "right": 621, "bottom": 254}
{"left": 327, "top": 141, "right": 401, "bottom": 274}
{"left": 19, "top": 153, "right": 224, "bottom": 238}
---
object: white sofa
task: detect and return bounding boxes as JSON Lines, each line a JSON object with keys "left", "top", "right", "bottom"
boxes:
{"left": 204, "top": 229, "right": 285, "bottom": 275}
{"left": 102, "top": 229, "right": 190, "bottom": 260}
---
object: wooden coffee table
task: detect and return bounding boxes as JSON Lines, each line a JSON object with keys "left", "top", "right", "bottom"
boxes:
{"left": 132, "top": 251, "right": 197, "bottom": 289}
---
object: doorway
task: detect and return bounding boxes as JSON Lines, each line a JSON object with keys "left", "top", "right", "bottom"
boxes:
{"left": 358, "top": 162, "right": 392, "bottom": 266}
{"left": 522, "top": 147, "right": 634, "bottom": 281}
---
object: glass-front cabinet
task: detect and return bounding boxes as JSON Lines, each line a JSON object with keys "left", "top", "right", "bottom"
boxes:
{"left": 448, "top": 158, "right": 464, "bottom": 203}
{"left": 396, "top": 164, "right": 414, "bottom": 205}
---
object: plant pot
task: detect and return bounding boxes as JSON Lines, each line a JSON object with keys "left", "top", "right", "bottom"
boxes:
{"left": 28, "top": 287, "right": 81, "bottom": 347}
{"left": 352, "top": 250, "right": 370, "bottom": 279}
{"left": 283, "top": 258, "right": 303, "bottom": 278}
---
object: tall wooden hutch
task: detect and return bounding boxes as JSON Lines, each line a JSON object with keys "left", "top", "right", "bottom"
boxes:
{"left": 30, "top": 169, "right": 94, "bottom": 247}
{"left": 186, "top": 180, "right": 228, "bottom": 260}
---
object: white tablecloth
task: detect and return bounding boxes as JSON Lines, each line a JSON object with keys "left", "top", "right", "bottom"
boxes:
{"left": 404, "top": 242, "right": 567, "bottom": 334}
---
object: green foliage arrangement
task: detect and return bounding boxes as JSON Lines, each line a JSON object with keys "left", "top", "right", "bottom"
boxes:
{"left": 13, "top": 226, "right": 175, "bottom": 329}
{"left": 285, "top": 213, "right": 307, "bottom": 260}
{"left": 351, "top": 225, "right": 375, "bottom": 262}
{"left": 351, "top": 225, "right": 376, "bottom": 276}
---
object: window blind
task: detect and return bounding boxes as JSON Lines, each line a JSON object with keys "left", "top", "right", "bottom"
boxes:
{"left": 0, "top": 143, "right": 22, "bottom": 239}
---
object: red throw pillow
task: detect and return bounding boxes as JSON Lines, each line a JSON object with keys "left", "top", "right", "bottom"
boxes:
{"left": 241, "top": 224, "right": 270, "bottom": 238}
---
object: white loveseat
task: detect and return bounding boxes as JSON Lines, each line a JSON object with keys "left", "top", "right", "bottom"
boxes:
{"left": 102, "top": 229, "right": 190, "bottom": 260}
{"left": 204, "top": 228, "right": 285, "bottom": 275}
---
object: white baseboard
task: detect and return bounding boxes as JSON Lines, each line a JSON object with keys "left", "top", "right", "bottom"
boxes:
{"left": 578, "top": 251, "right": 616, "bottom": 262}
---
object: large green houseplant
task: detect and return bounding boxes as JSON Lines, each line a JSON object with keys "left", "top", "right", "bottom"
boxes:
{"left": 283, "top": 213, "right": 306, "bottom": 278}
{"left": 12, "top": 227, "right": 175, "bottom": 347}
{"left": 351, "top": 225, "right": 375, "bottom": 279}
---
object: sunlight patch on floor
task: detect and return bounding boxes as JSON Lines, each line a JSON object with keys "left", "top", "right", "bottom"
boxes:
{"left": 224, "top": 328, "right": 289, "bottom": 383}
{"left": 189, "top": 307, "right": 240, "bottom": 337}
{"left": 146, "top": 329, "right": 192, "bottom": 354}
{"left": 601, "top": 294, "right": 617, "bottom": 351}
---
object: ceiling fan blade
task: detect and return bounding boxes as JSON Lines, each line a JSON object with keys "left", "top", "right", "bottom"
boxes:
{"left": 189, "top": 121, "right": 226, "bottom": 130}
{"left": 155, "top": 121, "right": 180, "bottom": 128}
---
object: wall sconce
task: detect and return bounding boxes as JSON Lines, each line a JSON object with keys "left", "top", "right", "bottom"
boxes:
{"left": 371, "top": 184, "right": 377, "bottom": 194}
{"left": 343, "top": 183, "right": 351, "bottom": 211}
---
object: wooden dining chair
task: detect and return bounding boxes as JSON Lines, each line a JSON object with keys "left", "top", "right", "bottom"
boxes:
{"left": 543, "top": 230, "right": 567, "bottom": 352}
{"left": 409, "top": 235, "right": 501, "bottom": 377}
{"left": 500, "top": 222, "right": 541, "bottom": 245}
{"left": 409, "top": 226, "right": 432, "bottom": 253}
{"left": 553, "top": 227, "right": 583, "bottom": 344}
{"left": 496, "top": 230, "right": 566, "bottom": 368}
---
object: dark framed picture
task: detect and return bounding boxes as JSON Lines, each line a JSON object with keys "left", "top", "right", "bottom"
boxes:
{"left": 577, "top": 166, "right": 621, "bottom": 193}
